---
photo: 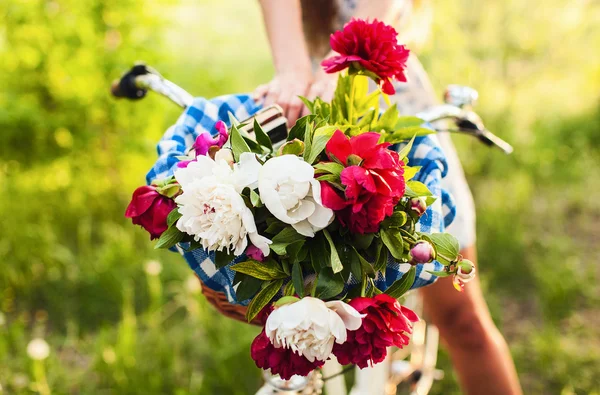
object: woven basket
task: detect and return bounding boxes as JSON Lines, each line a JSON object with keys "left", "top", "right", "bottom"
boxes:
{"left": 197, "top": 274, "right": 263, "bottom": 326}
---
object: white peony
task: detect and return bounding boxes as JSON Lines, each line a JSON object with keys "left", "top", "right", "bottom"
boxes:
{"left": 258, "top": 155, "right": 334, "bottom": 237}
{"left": 265, "top": 297, "right": 364, "bottom": 362}
{"left": 174, "top": 153, "right": 271, "bottom": 256}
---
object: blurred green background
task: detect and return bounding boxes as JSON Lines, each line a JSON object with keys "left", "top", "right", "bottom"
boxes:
{"left": 1, "top": 0, "right": 599, "bottom": 393}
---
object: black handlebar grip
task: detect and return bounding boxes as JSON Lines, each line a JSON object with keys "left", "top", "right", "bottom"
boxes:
{"left": 110, "top": 64, "right": 151, "bottom": 100}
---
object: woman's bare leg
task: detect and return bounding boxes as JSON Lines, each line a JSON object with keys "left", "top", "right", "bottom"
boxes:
{"left": 421, "top": 246, "right": 523, "bottom": 395}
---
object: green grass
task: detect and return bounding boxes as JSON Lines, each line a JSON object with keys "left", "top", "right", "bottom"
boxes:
{"left": 1, "top": 0, "right": 599, "bottom": 393}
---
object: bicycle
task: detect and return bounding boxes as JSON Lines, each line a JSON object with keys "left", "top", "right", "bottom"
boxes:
{"left": 112, "top": 63, "right": 512, "bottom": 395}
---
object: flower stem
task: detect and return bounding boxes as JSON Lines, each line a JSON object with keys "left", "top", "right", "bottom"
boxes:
{"left": 360, "top": 274, "right": 367, "bottom": 297}
{"left": 33, "top": 360, "right": 51, "bottom": 395}
{"left": 348, "top": 74, "right": 356, "bottom": 123}
{"left": 381, "top": 90, "right": 392, "bottom": 107}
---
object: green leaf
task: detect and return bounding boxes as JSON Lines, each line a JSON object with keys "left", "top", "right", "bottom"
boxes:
{"left": 385, "top": 266, "right": 416, "bottom": 299}
{"left": 270, "top": 227, "right": 305, "bottom": 255}
{"left": 383, "top": 127, "right": 434, "bottom": 144}
{"left": 265, "top": 220, "right": 286, "bottom": 234}
{"left": 283, "top": 281, "right": 295, "bottom": 296}
{"left": 154, "top": 226, "right": 184, "bottom": 249}
{"left": 286, "top": 240, "right": 306, "bottom": 265}
{"left": 357, "top": 109, "right": 377, "bottom": 130}
{"left": 380, "top": 229, "right": 404, "bottom": 260}
{"left": 316, "top": 174, "right": 341, "bottom": 183}
{"left": 242, "top": 135, "right": 263, "bottom": 153}
{"left": 406, "top": 180, "right": 433, "bottom": 197}
{"left": 373, "top": 238, "right": 388, "bottom": 272}
{"left": 352, "top": 247, "right": 375, "bottom": 278}
{"left": 428, "top": 233, "right": 460, "bottom": 265}
{"left": 274, "top": 295, "right": 300, "bottom": 306}
{"left": 395, "top": 116, "right": 425, "bottom": 129}
{"left": 381, "top": 211, "right": 407, "bottom": 229}
{"left": 246, "top": 279, "right": 283, "bottom": 322}
{"left": 250, "top": 190, "right": 262, "bottom": 207}
{"left": 375, "top": 104, "right": 400, "bottom": 132}
{"left": 403, "top": 166, "right": 421, "bottom": 181}
{"left": 303, "top": 121, "right": 313, "bottom": 161}
{"left": 278, "top": 138, "right": 305, "bottom": 156}
{"left": 427, "top": 270, "right": 452, "bottom": 278}
{"left": 292, "top": 262, "right": 305, "bottom": 298}
{"left": 396, "top": 135, "right": 416, "bottom": 161}
{"left": 229, "top": 124, "right": 252, "bottom": 161}
{"left": 306, "top": 125, "right": 338, "bottom": 164}
{"left": 315, "top": 268, "right": 345, "bottom": 300}
{"left": 309, "top": 233, "right": 329, "bottom": 273}
{"left": 351, "top": 233, "right": 375, "bottom": 250}
{"left": 298, "top": 96, "right": 314, "bottom": 113}
{"left": 253, "top": 119, "right": 273, "bottom": 151}
{"left": 235, "top": 275, "right": 263, "bottom": 301}
{"left": 323, "top": 229, "right": 344, "bottom": 274}
{"left": 314, "top": 162, "right": 344, "bottom": 177}
{"left": 288, "top": 115, "right": 316, "bottom": 141}
{"left": 166, "top": 208, "right": 182, "bottom": 227}
{"left": 214, "top": 250, "right": 236, "bottom": 269}
{"left": 230, "top": 259, "right": 288, "bottom": 280}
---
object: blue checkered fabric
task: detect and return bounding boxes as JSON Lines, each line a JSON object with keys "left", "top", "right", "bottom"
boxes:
{"left": 147, "top": 94, "right": 456, "bottom": 305}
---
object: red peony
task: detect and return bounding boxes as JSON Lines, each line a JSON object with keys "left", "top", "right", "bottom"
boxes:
{"left": 320, "top": 130, "right": 405, "bottom": 234}
{"left": 321, "top": 18, "right": 410, "bottom": 95}
{"left": 332, "top": 294, "right": 418, "bottom": 369}
{"left": 125, "top": 185, "right": 177, "bottom": 240}
{"left": 250, "top": 330, "right": 324, "bottom": 380}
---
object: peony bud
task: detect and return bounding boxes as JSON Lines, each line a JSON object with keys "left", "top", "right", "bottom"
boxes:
{"left": 346, "top": 154, "right": 363, "bottom": 166}
{"left": 408, "top": 197, "right": 427, "bottom": 217}
{"left": 277, "top": 139, "right": 305, "bottom": 156}
{"left": 456, "top": 259, "right": 476, "bottom": 283}
{"left": 409, "top": 241, "right": 435, "bottom": 264}
{"left": 246, "top": 244, "right": 265, "bottom": 262}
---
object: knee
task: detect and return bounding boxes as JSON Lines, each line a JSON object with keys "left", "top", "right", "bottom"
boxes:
{"left": 434, "top": 305, "right": 495, "bottom": 352}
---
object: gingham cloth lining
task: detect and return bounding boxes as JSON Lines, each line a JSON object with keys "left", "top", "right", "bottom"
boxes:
{"left": 147, "top": 94, "right": 456, "bottom": 305}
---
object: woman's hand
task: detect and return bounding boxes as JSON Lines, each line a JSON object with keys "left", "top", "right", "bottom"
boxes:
{"left": 253, "top": 70, "right": 312, "bottom": 125}
{"left": 302, "top": 69, "right": 338, "bottom": 116}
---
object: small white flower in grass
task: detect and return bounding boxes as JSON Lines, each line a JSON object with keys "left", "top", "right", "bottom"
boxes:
{"left": 175, "top": 153, "right": 271, "bottom": 256}
{"left": 27, "top": 338, "right": 50, "bottom": 361}
{"left": 185, "top": 275, "right": 201, "bottom": 294}
{"left": 144, "top": 260, "right": 162, "bottom": 276}
{"left": 102, "top": 347, "right": 117, "bottom": 364}
{"left": 11, "top": 374, "right": 28, "bottom": 390}
{"left": 265, "top": 297, "right": 364, "bottom": 363}
{"left": 258, "top": 155, "right": 334, "bottom": 237}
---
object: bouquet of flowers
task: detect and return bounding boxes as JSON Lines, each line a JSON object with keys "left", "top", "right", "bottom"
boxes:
{"left": 125, "top": 19, "right": 475, "bottom": 380}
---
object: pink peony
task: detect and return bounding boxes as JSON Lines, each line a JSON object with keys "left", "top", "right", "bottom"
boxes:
{"left": 250, "top": 330, "right": 324, "bottom": 380}
{"left": 320, "top": 130, "right": 405, "bottom": 234}
{"left": 321, "top": 19, "right": 410, "bottom": 95}
{"left": 193, "top": 120, "right": 229, "bottom": 156}
{"left": 332, "top": 294, "right": 418, "bottom": 368}
{"left": 125, "top": 185, "right": 176, "bottom": 240}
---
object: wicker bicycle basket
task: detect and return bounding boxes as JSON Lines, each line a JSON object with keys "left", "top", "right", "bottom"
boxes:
{"left": 197, "top": 274, "right": 263, "bottom": 326}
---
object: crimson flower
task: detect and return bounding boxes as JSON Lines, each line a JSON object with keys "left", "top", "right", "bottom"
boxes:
{"left": 125, "top": 185, "right": 176, "bottom": 240}
{"left": 320, "top": 130, "right": 405, "bottom": 234}
{"left": 321, "top": 18, "right": 410, "bottom": 95}
{"left": 250, "top": 330, "right": 324, "bottom": 380}
{"left": 332, "top": 294, "right": 418, "bottom": 369}
{"left": 177, "top": 120, "right": 229, "bottom": 168}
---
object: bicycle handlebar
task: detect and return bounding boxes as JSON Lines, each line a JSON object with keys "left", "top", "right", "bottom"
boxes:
{"left": 110, "top": 63, "right": 513, "bottom": 154}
